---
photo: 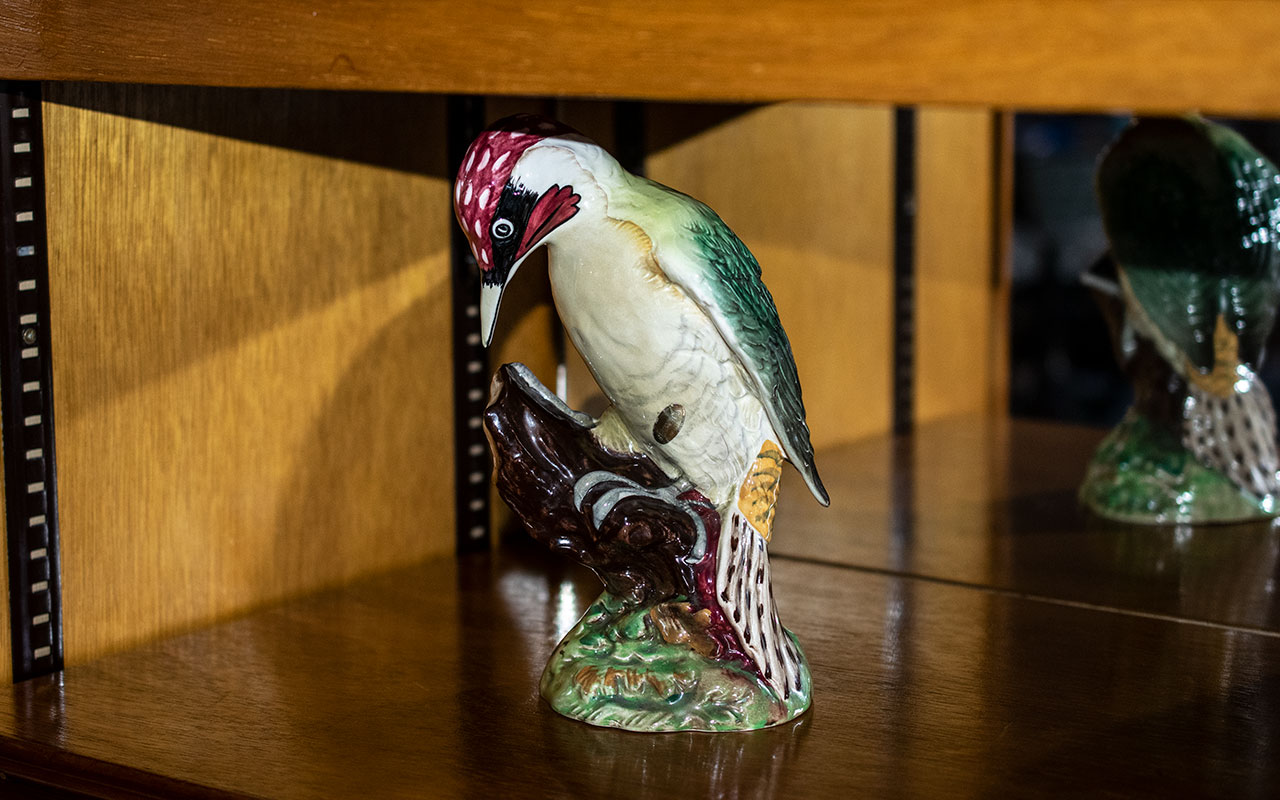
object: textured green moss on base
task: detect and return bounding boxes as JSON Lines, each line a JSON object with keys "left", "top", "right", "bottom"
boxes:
{"left": 540, "top": 592, "right": 811, "bottom": 732}
{"left": 1080, "top": 411, "right": 1270, "bottom": 524}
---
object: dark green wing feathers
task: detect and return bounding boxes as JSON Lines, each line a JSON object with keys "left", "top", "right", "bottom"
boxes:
{"left": 1098, "top": 116, "right": 1280, "bottom": 370}
{"left": 684, "top": 209, "right": 830, "bottom": 506}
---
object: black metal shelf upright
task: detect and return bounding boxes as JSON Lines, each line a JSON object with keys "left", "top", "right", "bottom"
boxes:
{"left": 0, "top": 81, "right": 63, "bottom": 682}
{"left": 448, "top": 96, "right": 492, "bottom": 553}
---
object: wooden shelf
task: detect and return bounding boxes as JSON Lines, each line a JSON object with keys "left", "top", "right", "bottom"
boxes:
{"left": 3, "top": 419, "right": 1280, "bottom": 798}
{"left": 6, "top": 2, "right": 1280, "bottom": 114}
{"left": 773, "top": 415, "right": 1280, "bottom": 631}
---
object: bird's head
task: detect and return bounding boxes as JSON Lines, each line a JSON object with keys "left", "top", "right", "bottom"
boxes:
{"left": 454, "top": 114, "right": 588, "bottom": 346}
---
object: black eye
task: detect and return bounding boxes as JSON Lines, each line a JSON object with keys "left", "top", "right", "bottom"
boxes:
{"left": 492, "top": 218, "right": 515, "bottom": 239}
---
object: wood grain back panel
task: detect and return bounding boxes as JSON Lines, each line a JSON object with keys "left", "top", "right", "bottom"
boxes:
{"left": 6, "top": 2, "right": 1280, "bottom": 115}
{"left": 40, "top": 84, "right": 460, "bottom": 665}
{"left": 915, "top": 107, "right": 1006, "bottom": 422}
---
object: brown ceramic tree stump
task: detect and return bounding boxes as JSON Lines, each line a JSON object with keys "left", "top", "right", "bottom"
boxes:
{"left": 483, "top": 363, "right": 811, "bottom": 731}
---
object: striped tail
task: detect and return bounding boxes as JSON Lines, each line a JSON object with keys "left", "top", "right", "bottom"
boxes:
{"left": 1183, "top": 376, "right": 1280, "bottom": 499}
{"left": 714, "top": 508, "right": 803, "bottom": 698}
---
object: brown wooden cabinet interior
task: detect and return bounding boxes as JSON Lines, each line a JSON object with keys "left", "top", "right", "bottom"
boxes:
{"left": 0, "top": 86, "right": 1007, "bottom": 683}
{"left": 4, "top": 3, "right": 1280, "bottom": 795}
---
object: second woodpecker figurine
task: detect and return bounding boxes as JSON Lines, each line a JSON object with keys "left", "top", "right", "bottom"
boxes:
{"left": 1081, "top": 116, "right": 1280, "bottom": 524}
{"left": 455, "top": 114, "right": 828, "bottom": 731}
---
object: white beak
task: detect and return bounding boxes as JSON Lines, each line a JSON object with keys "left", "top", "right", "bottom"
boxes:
{"left": 480, "top": 282, "right": 504, "bottom": 348}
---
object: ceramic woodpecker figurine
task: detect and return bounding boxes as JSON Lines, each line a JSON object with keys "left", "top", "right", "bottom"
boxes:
{"left": 455, "top": 114, "right": 828, "bottom": 727}
{"left": 1081, "top": 116, "right": 1280, "bottom": 523}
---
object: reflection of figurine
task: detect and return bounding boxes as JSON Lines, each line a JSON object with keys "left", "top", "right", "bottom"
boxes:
{"left": 1081, "top": 117, "right": 1280, "bottom": 523}
{"left": 454, "top": 115, "right": 828, "bottom": 730}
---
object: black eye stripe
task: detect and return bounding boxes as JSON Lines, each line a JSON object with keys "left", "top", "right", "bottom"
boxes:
{"left": 489, "top": 184, "right": 540, "bottom": 272}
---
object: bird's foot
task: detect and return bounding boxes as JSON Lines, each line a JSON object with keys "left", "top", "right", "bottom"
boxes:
{"left": 572, "top": 471, "right": 708, "bottom": 563}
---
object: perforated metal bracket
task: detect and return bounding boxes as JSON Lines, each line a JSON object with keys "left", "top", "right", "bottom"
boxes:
{"left": 0, "top": 82, "right": 63, "bottom": 681}
{"left": 448, "top": 96, "right": 492, "bottom": 553}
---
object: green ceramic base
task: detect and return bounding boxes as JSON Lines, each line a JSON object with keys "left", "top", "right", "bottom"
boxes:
{"left": 1080, "top": 411, "right": 1274, "bottom": 524}
{"left": 540, "top": 592, "right": 811, "bottom": 732}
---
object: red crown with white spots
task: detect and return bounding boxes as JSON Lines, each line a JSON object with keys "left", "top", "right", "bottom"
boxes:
{"left": 454, "top": 114, "right": 580, "bottom": 270}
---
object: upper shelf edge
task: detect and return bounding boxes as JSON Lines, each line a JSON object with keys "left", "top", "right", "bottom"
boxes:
{"left": 6, "top": 0, "right": 1280, "bottom": 115}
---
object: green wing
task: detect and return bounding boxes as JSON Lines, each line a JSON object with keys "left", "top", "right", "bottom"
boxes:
{"left": 1098, "top": 116, "right": 1280, "bottom": 370}
{"left": 678, "top": 203, "right": 829, "bottom": 506}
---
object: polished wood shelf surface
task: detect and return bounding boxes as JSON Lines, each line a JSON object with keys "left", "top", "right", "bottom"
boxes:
{"left": 6, "top": 1, "right": 1280, "bottom": 114}
{"left": 774, "top": 416, "right": 1280, "bottom": 632}
{"left": 0, "top": 543, "right": 1278, "bottom": 794}
{"left": 2, "top": 419, "right": 1279, "bottom": 797}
